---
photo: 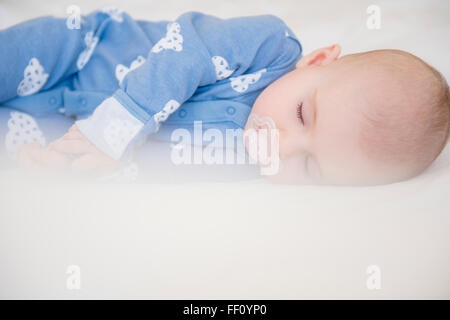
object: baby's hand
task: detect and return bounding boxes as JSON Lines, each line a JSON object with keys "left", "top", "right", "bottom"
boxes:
{"left": 47, "top": 124, "right": 119, "bottom": 172}
{"left": 18, "top": 141, "right": 71, "bottom": 171}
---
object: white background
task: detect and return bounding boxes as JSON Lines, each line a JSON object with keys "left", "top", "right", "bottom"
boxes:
{"left": 0, "top": 0, "right": 449, "bottom": 299}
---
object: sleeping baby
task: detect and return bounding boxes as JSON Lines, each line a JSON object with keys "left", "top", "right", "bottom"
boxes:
{"left": 2, "top": 9, "right": 449, "bottom": 185}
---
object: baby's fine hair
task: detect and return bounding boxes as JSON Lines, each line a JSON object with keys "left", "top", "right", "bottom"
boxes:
{"left": 350, "top": 50, "right": 450, "bottom": 178}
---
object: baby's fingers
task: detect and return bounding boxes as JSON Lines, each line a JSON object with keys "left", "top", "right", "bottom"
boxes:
{"left": 49, "top": 138, "right": 97, "bottom": 155}
{"left": 17, "top": 142, "right": 70, "bottom": 170}
{"left": 17, "top": 142, "right": 41, "bottom": 169}
{"left": 71, "top": 154, "right": 118, "bottom": 172}
{"left": 40, "top": 149, "right": 72, "bottom": 168}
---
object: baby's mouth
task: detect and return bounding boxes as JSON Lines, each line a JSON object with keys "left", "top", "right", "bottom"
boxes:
{"left": 244, "top": 114, "right": 279, "bottom": 167}
{"left": 247, "top": 113, "right": 277, "bottom": 132}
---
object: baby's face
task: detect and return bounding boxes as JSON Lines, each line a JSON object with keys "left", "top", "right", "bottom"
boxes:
{"left": 244, "top": 46, "right": 403, "bottom": 185}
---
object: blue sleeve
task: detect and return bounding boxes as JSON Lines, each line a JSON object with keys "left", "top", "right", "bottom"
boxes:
{"left": 75, "top": 11, "right": 302, "bottom": 160}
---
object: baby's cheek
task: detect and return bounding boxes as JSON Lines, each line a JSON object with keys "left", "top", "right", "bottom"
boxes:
{"left": 252, "top": 85, "right": 280, "bottom": 116}
{"left": 267, "top": 157, "right": 296, "bottom": 184}
{"left": 269, "top": 155, "right": 320, "bottom": 185}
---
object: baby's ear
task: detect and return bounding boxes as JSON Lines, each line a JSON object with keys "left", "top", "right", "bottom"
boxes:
{"left": 296, "top": 44, "right": 341, "bottom": 68}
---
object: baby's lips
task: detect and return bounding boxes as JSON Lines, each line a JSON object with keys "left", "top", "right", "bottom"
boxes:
{"left": 248, "top": 113, "right": 277, "bottom": 131}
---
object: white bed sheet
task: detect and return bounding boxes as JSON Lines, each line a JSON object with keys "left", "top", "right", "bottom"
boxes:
{"left": 0, "top": 0, "right": 449, "bottom": 299}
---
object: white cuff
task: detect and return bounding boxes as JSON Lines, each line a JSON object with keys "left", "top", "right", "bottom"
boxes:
{"left": 75, "top": 96, "right": 144, "bottom": 160}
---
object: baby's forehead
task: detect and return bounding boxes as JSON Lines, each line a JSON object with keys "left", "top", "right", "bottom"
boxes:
{"left": 338, "top": 50, "right": 437, "bottom": 87}
{"left": 334, "top": 53, "right": 435, "bottom": 109}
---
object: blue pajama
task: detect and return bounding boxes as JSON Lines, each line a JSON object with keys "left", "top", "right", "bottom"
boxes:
{"left": 0, "top": 8, "right": 302, "bottom": 161}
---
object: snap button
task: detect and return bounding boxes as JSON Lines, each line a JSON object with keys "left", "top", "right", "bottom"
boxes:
{"left": 226, "top": 106, "right": 236, "bottom": 115}
{"left": 79, "top": 97, "right": 87, "bottom": 106}
{"left": 178, "top": 109, "right": 187, "bottom": 118}
{"left": 49, "top": 97, "right": 57, "bottom": 105}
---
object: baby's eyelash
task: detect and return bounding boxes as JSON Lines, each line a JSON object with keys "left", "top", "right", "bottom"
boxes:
{"left": 297, "top": 102, "right": 304, "bottom": 125}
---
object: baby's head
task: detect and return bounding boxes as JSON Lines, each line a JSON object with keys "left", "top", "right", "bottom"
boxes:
{"left": 244, "top": 45, "right": 450, "bottom": 185}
